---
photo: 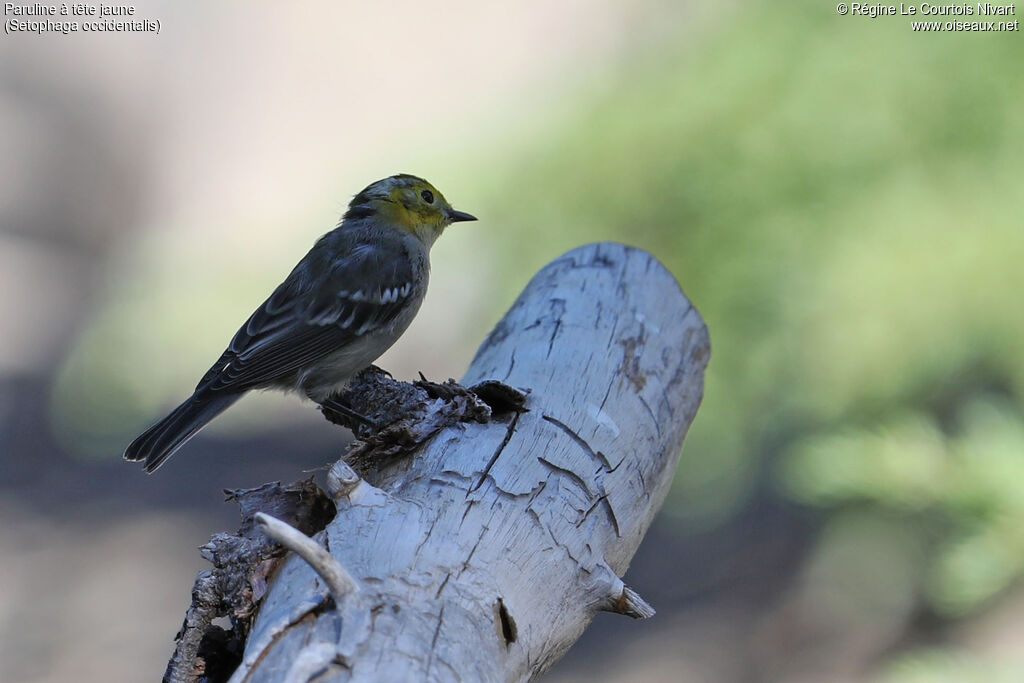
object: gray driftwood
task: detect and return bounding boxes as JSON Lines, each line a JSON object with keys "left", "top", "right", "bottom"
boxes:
{"left": 224, "top": 242, "right": 709, "bottom": 682}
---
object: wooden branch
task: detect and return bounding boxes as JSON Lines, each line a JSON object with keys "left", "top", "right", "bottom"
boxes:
{"left": 216, "top": 242, "right": 708, "bottom": 681}
{"left": 254, "top": 513, "right": 360, "bottom": 604}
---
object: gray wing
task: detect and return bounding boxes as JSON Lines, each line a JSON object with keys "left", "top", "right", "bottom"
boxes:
{"left": 196, "top": 235, "right": 415, "bottom": 394}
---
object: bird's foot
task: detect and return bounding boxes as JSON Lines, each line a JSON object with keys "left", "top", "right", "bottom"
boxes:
{"left": 368, "top": 364, "right": 393, "bottom": 379}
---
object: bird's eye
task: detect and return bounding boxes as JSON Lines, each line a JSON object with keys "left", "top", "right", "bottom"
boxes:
{"left": 420, "top": 189, "right": 434, "bottom": 204}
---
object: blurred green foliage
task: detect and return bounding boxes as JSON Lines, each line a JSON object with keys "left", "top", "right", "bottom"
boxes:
{"left": 880, "top": 648, "right": 1023, "bottom": 683}
{"left": 469, "top": 0, "right": 1024, "bottom": 637}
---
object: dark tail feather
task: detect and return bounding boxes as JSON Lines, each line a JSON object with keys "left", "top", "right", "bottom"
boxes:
{"left": 124, "top": 392, "right": 240, "bottom": 473}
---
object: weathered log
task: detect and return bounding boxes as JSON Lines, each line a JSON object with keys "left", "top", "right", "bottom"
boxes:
{"left": 222, "top": 242, "right": 709, "bottom": 682}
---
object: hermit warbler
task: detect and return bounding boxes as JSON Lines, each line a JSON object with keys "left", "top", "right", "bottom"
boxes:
{"left": 124, "top": 174, "right": 476, "bottom": 473}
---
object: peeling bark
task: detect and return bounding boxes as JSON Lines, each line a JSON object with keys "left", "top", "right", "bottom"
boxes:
{"left": 173, "top": 242, "right": 709, "bottom": 682}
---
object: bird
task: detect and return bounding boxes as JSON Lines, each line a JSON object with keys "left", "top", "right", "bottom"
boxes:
{"left": 124, "top": 174, "right": 477, "bottom": 473}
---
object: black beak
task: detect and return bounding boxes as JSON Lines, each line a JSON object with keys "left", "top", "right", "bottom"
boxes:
{"left": 448, "top": 209, "right": 478, "bottom": 223}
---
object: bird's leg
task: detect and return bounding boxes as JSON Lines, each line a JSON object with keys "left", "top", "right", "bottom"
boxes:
{"left": 318, "top": 396, "right": 382, "bottom": 435}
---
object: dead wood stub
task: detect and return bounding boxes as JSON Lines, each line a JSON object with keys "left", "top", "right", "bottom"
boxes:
{"left": 163, "top": 242, "right": 710, "bottom": 683}
{"left": 165, "top": 378, "right": 526, "bottom": 682}
{"left": 164, "top": 480, "right": 335, "bottom": 683}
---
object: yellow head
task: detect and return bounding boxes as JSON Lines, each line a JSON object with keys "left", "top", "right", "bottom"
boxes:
{"left": 343, "top": 174, "right": 477, "bottom": 245}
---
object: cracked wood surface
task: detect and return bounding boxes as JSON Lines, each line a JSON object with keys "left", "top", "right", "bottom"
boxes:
{"left": 229, "top": 242, "right": 710, "bottom": 682}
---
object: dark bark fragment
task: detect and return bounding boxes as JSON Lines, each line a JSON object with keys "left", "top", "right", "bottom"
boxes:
{"left": 164, "top": 480, "right": 335, "bottom": 683}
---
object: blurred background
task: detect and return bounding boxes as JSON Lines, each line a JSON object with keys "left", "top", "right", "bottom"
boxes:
{"left": 2, "top": 0, "right": 1022, "bottom": 680}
